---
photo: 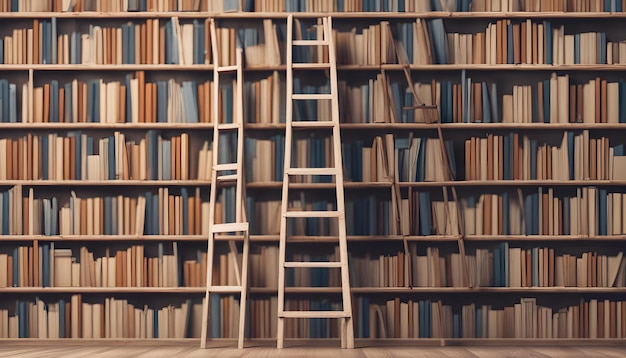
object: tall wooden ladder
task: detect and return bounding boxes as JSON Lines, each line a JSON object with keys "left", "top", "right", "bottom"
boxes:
{"left": 200, "top": 18, "right": 250, "bottom": 349}
{"left": 276, "top": 14, "right": 354, "bottom": 349}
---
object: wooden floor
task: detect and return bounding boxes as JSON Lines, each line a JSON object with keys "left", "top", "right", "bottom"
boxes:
{"left": 0, "top": 340, "right": 625, "bottom": 358}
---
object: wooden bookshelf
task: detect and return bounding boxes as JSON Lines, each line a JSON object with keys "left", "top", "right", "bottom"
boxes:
{"left": 0, "top": 0, "right": 625, "bottom": 343}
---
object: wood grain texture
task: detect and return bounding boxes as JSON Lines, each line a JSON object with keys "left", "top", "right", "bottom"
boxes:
{"left": 0, "top": 340, "right": 624, "bottom": 358}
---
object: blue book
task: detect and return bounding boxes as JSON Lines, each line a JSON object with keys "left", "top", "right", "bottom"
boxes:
{"left": 59, "top": 299, "right": 65, "bottom": 338}
{"left": 9, "top": 83, "right": 16, "bottom": 123}
{"left": 428, "top": 19, "right": 448, "bottom": 64}
{"left": 493, "top": 245, "right": 502, "bottom": 286}
{"left": 182, "top": 81, "right": 199, "bottom": 123}
{"left": 108, "top": 135, "right": 116, "bottom": 179}
{"left": 490, "top": 83, "right": 498, "bottom": 122}
{"left": 531, "top": 82, "right": 539, "bottom": 122}
{"left": 152, "top": 192, "right": 159, "bottom": 234}
{"left": 543, "top": 79, "right": 551, "bottom": 123}
{"left": 156, "top": 81, "right": 168, "bottom": 123}
{"left": 50, "top": 80, "right": 59, "bottom": 123}
{"left": 0, "top": 79, "right": 7, "bottom": 122}
{"left": 574, "top": 34, "right": 580, "bottom": 64}
{"left": 599, "top": 32, "right": 607, "bottom": 64}
{"left": 63, "top": 83, "right": 72, "bottom": 122}
{"left": 530, "top": 138, "right": 537, "bottom": 179}
{"left": 503, "top": 242, "right": 509, "bottom": 286}
{"left": 0, "top": 40, "right": 3, "bottom": 64}
{"left": 153, "top": 308, "right": 158, "bottom": 338}
{"left": 210, "top": 295, "right": 221, "bottom": 338}
{"left": 128, "top": 23, "right": 136, "bottom": 64}
{"left": 49, "top": 197, "right": 57, "bottom": 235}
{"left": 181, "top": 188, "right": 188, "bottom": 235}
{"left": 476, "top": 307, "right": 482, "bottom": 337}
{"left": 162, "top": 138, "right": 171, "bottom": 180}
{"left": 18, "top": 301, "right": 27, "bottom": 337}
{"left": 104, "top": 196, "right": 112, "bottom": 235}
{"left": 0, "top": 192, "right": 4, "bottom": 235}
{"left": 599, "top": 189, "right": 607, "bottom": 235}
{"left": 111, "top": 196, "right": 118, "bottom": 235}
{"left": 42, "top": 243, "right": 50, "bottom": 287}
{"left": 122, "top": 24, "right": 129, "bottom": 64}
{"left": 144, "top": 191, "right": 152, "bottom": 235}
{"left": 51, "top": 18, "right": 57, "bottom": 64}
{"left": 453, "top": 313, "right": 461, "bottom": 338}
{"left": 361, "top": 296, "right": 370, "bottom": 338}
{"left": 481, "top": 82, "right": 491, "bottom": 123}
{"left": 146, "top": 130, "right": 159, "bottom": 180}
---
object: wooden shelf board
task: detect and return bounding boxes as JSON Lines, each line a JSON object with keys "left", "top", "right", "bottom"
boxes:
{"left": 0, "top": 122, "right": 215, "bottom": 129}
{"left": 397, "top": 180, "right": 626, "bottom": 187}
{"left": 4, "top": 11, "right": 626, "bottom": 19}
{"left": 2, "top": 287, "right": 624, "bottom": 294}
{"left": 0, "top": 180, "right": 211, "bottom": 186}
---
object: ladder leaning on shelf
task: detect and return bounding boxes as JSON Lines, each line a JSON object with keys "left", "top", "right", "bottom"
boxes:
{"left": 276, "top": 14, "right": 354, "bottom": 349}
{"left": 200, "top": 18, "right": 250, "bottom": 349}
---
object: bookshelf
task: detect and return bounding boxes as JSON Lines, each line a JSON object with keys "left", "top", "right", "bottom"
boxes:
{"left": 0, "top": 0, "right": 626, "bottom": 344}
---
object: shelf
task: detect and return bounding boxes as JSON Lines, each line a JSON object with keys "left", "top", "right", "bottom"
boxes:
{"left": 0, "top": 180, "right": 211, "bottom": 187}
{"left": 244, "top": 122, "right": 626, "bottom": 131}
{"left": 1, "top": 234, "right": 623, "bottom": 243}
{"left": 0, "top": 122, "right": 215, "bottom": 130}
{"left": 4, "top": 11, "right": 626, "bottom": 20}
{"left": 3, "top": 286, "right": 623, "bottom": 294}
{"left": 397, "top": 180, "right": 626, "bottom": 188}
{"left": 247, "top": 181, "right": 392, "bottom": 189}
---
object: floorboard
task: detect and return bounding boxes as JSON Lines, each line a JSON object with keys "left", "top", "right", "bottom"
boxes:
{"left": 0, "top": 340, "right": 623, "bottom": 358}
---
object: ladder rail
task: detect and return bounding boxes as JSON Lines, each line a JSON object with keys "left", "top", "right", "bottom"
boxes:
{"left": 201, "top": 18, "right": 249, "bottom": 350}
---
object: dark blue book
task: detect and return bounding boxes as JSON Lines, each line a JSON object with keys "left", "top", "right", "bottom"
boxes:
{"left": 181, "top": 188, "right": 188, "bottom": 235}
{"left": 108, "top": 135, "right": 116, "bottom": 179}
{"left": 51, "top": 18, "right": 57, "bottom": 64}
{"left": 111, "top": 196, "right": 118, "bottom": 235}
{"left": 104, "top": 196, "right": 112, "bottom": 235}
{"left": 122, "top": 24, "right": 129, "bottom": 64}
{"left": 476, "top": 306, "right": 482, "bottom": 337}
{"left": 144, "top": 191, "right": 152, "bottom": 235}
{"left": 12, "top": 247, "right": 18, "bottom": 286}
{"left": 545, "top": 21, "right": 552, "bottom": 64}
{"left": 18, "top": 300, "right": 27, "bottom": 337}
{"left": 493, "top": 245, "right": 502, "bottom": 286}
{"left": 128, "top": 23, "right": 136, "bottom": 64}
{"left": 531, "top": 82, "right": 539, "bottom": 122}
{"left": 599, "top": 32, "right": 607, "bottom": 64}
{"left": 481, "top": 82, "right": 491, "bottom": 123}
{"left": 503, "top": 134, "right": 511, "bottom": 180}
{"left": 156, "top": 81, "right": 168, "bottom": 123}
{"left": 63, "top": 83, "right": 72, "bottom": 122}
{"left": 146, "top": 130, "right": 159, "bottom": 180}
{"left": 152, "top": 192, "right": 159, "bottom": 235}
{"left": 532, "top": 247, "right": 539, "bottom": 286}
{"left": 182, "top": 81, "right": 199, "bottom": 123}
{"left": 574, "top": 34, "right": 580, "bottom": 64}
{"left": 543, "top": 78, "right": 550, "bottom": 123}
{"left": 599, "top": 188, "right": 607, "bottom": 235}
{"left": 59, "top": 299, "right": 65, "bottom": 338}
{"left": 453, "top": 313, "right": 461, "bottom": 338}
{"left": 9, "top": 83, "right": 16, "bottom": 123}
{"left": 42, "top": 243, "right": 50, "bottom": 287}
{"left": 490, "top": 83, "right": 498, "bottom": 122}
{"left": 566, "top": 131, "right": 574, "bottom": 180}
{"left": 210, "top": 294, "right": 221, "bottom": 338}
{"left": 0, "top": 40, "right": 3, "bottom": 64}
{"left": 416, "top": 137, "right": 427, "bottom": 181}
{"left": 530, "top": 138, "right": 537, "bottom": 179}
{"left": 41, "top": 135, "right": 49, "bottom": 180}
{"left": 50, "top": 80, "right": 58, "bottom": 122}
{"left": 162, "top": 138, "right": 171, "bottom": 180}
{"left": 153, "top": 307, "right": 158, "bottom": 338}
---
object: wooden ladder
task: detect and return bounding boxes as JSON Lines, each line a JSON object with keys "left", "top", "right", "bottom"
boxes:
{"left": 276, "top": 14, "right": 354, "bottom": 349}
{"left": 200, "top": 18, "right": 250, "bottom": 349}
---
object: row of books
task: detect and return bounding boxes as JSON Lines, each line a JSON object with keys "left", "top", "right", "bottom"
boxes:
{"left": 0, "top": 187, "right": 213, "bottom": 236}
{"left": 2, "top": 0, "right": 213, "bottom": 12}
{"left": 407, "top": 244, "right": 626, "bottom": 288}
{"left": 5, "top": 72, "right": 626, "bottom": 125}
{"left": 0, "top": 295, "right": 196, "bottom": 338}
{"left": 462, "top": 132, "right": 626, "bottom": 181}
{"left": 357, "top": 297, "right": 626, "bottom": 339}
{"left": 404, "top": 187, "right": 626, "bottom": 236}
{"left": 4, "top": 0, "right": 625, "bottom": 13}
{"left": 0, "top": 131, "right": 205, "bottom": 181}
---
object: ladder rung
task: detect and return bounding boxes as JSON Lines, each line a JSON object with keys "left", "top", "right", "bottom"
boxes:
{"left": 211, "top": 222, "right": 249, "bottom": 233}
{"left": 286, "top": 167, "right": 337, "bottom": 176}
{"left": 292, "top": 63, "right": 331, "bottom": 69}
{"left": 291, "top": 121, "right": 335, "bottom": 128}
{"left": 216, "top": 65, "right": 238, "bottom": 73}
{"left": 292, "top": 93, "right": 332, "bottom": 100}
{"left": 217, "top": 123, "right": 241, "bottom": 130}
{"left": 292, "top": 40, "right": 328, "bottom": 46}
{"left": 217, "top": 174, "right": 238, "bottom": 181}
{"left": 279, "top": 311, "right": 350, "bottom": 319}
{"left": 207, "top": 285, "right": 244, "bottom": 293}
{"left": 283, "top": 211, "right": 340, "bottom": 218}
{"left": 284, "top": 262, "right": 342, "bottom": 268}
{"left": 214, "top": 163, "right": 238, "bottom": 171}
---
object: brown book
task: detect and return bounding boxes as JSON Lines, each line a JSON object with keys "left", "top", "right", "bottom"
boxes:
{"left": 569, "top": 84, "right": 576, "bottom": 123}
{"left": 595, "top": 77, "right": 601, "bottom": 123}
{"left": 590, "top": 138, "right": 597, "bottom": 180}
{"left": 487, "top": 134, "right": 493, "bottom": 180}
{"left": 576, "top": 83, "right": 583, "bottom": 122}
{"left": 137, "top": 71, "right": 145, "bottom": 122}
